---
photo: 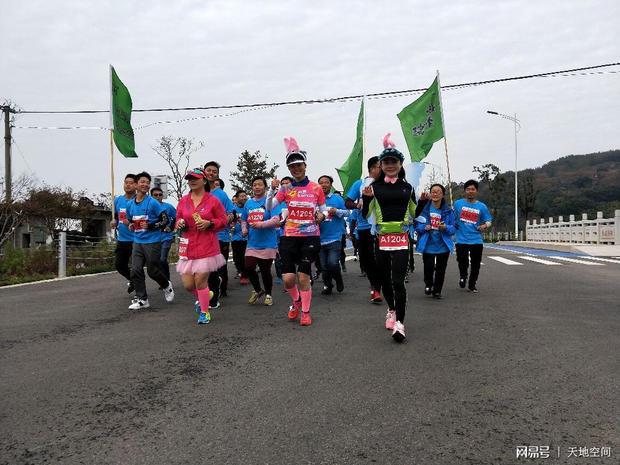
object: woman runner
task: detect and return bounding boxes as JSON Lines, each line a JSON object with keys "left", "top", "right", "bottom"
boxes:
{"left": 414, "top": 184, "right": 456, "bottom": 299}
{"left": 266, "top": 137, "right": 328, "bottom": 326}
{"left": 362, "top": 134, "right": 416, "bottom": 342}
{"left": 175, "top": 168, "right": 228, "bottom": 324}
{"left": 242, "top": 176, "right": 280, "bottom": 306}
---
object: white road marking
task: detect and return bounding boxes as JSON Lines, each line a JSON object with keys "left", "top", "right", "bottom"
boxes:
{"left": 488, "top": 256, "right": 523, "bottom": 265}
{"left": 578, "top": 256, "right": 620, "bottom": 264}
{"left": 518, "top": 256, "right": 563, "bottom": 265}
{"left": 550, "top": 256, "right": 604, "bottom": 266}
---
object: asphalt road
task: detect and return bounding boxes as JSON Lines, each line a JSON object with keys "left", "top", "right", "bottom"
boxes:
{"left": 1, "top": 248, "right": 618, "bottom": 465}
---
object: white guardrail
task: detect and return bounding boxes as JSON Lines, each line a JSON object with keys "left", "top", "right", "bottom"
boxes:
{"left": 526, "top": 209, "right": 620, "bottom": 245}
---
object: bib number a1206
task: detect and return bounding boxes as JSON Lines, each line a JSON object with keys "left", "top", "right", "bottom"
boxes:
{"left": 378, "top": 232, "right": 409, "bottom": 251}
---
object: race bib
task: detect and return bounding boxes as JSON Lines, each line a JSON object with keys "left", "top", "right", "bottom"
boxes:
{"left": 430, "top": 212, "right": 442, "bottom": 230}
{"left": 460, "top": 207, "right": 480, "bottom": 224}
{"left": 119, "top": 208, "right": 127, "bottom": 222}
{"left": 378, "top": 232, "right": 409, "bottom": 251}
{"left": 247, "top": 208, "right": 265, "bottom": 224}
{"left": 178, "top": 237, "right": 189, "bottom": 260}
{"left": 132, "top": 214, "right": 148, "bottom": 232}
{"left": 287, "top": 205, "right": 315, "bottom": 223}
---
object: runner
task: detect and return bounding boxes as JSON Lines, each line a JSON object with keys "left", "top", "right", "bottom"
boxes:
{"left": 126, "top": 171, "right": 175, "bottom": 310}
{"left": 203, "top": 162, "right": 234, "bottom": 308}
{"left": 175, "top": 168, "right": 228, "bottom": 324}
{"left": 345, "top": 156, "right": 383, "bottom": 303}
{"left": 150, "top": 186, "right": 176, "bottom": 282}
{"left": 317, "top": 175, "right": 349, "bottom": 295}
{"left": 231, "top": 190, "right": 249, "bottom": 285}
{"left": 362, "top": 134, "right": 416, "bottom": 342}
{"left": 453, "top": 179, "right": 493, "bottom": 293}
{"left": 111, "top": 173, "right": 136, "bottom": 295}
{"left": 266, "top": 137, "right": 327, "bottom": 326}
{"left": 241, "top": 176, "right": 280, "bottom": 306}
{"left": 414, "top": 184, "right": 456, "bottom": 299}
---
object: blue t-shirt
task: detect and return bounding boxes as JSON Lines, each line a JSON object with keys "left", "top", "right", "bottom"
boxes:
{"left": 320, "top": 193, "right": 347, "bottom": 245}
{"left": 346, "top": 179, "right": 371, "bottom": 231}
{"left": 159, "top": 201, "right": 177, "bottom": 242}
{"left": 243, "top": 197, "right": 278, "bottom": 250}
{"left": 272, "top": 202, "right": 285, "bottom": 240}
{"left": 231, "top": 204, "right": 247, "bottom": 242}
{"left": 211, "top": 188, "right": 234, "bottom": 242}
{"left": 114, "top": 195, "right": 134, "bottom": 242}
{"left": 126, "top": 195, "right": 164, "bottom": 244}
{"left": 424, "top": 205, "right": 450, "bottom": 254}
{"left": 454, "top": 199, "right": 493, "bottom": 245}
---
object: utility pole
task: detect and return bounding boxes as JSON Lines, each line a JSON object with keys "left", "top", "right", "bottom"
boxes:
{"left": 2, "top": 105, "right": 13, "bottom": 203}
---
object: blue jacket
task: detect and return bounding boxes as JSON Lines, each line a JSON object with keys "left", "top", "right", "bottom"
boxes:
{"left": 415, "top": 200, "right": 456, "bottom": 254}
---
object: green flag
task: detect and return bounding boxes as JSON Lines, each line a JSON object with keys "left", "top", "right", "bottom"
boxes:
{"left": 111, "top": 66, "right": 137, "bottom": 158}
{"left": 397, "top": 77, "right": 444, "bottom": 162}
{"left": 336, "top": 100, "right": 364, "bottom": 195}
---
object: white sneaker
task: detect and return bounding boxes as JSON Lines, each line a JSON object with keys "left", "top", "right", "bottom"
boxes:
{"left": 392, "top": 321, "right": 406, "bottom": 342}
{"left": 128, "top": 298, "right": 150, "bottom": 310}
{"left": 163, "top": 281, "right": 175, "bottom": 303}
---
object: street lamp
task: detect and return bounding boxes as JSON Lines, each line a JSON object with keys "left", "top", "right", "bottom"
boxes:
{"left": 487, "top": 110, "right": 521, "bottom": 239}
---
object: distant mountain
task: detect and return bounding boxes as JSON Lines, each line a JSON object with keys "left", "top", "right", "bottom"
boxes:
{"left": 454, "top": 150, "right": 620, "bottom": 231}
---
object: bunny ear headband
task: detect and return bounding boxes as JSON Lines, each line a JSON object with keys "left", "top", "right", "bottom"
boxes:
{"left": 378, "top": 132, "right": 404, "bottom": 162}
{"left": 284, "top": 137, "right": 307, "bottom": 165}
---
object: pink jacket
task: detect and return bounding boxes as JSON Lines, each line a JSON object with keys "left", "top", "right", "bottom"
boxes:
{"left": 176, "top": 192, "right": 227, "bottom": 259}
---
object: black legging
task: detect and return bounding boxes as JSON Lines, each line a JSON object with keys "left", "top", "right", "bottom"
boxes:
{"left": 244, "top": 256, "right": 274, "bottom": 295}
{"left": 217, "top": 241, "right": 230, "bottom": 293}
{"left": 455, "top": 243, "right": 483, "bottom": 289}
{"left": 358, "top": 229, "right": 381, "bottom": 292}
{"left": 231, "top": 240, "right": 247, "bottom": 276}
{"left": 340, "top": 234, "right": 347, "bottom": 268}
{"left": 422, "top": 252, "right": 450, "bottom": 294}
{"left": 375, "top": 242, "right": 409, "bottom": 323}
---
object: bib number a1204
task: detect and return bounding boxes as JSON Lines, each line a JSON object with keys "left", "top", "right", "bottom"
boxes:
{"left": 378, "top": 232, "right": 409, "bottom": 251}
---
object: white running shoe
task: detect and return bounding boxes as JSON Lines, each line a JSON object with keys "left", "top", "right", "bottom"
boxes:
{"left": 392, "top": 321, "right": 406, "bottom": 342}
{"left": 128, "top": 298, "right": 150, "bottom": 310}
{"left": 163, "top": 281, "right": 175, "bottom": 303}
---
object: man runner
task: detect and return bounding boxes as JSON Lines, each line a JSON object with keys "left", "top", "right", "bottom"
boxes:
{"left": 111, "top": 173, "right": 136, "bottom": 295}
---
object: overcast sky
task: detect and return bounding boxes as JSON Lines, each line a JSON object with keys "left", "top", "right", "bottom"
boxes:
{"left": 2, "top": 0, "right": 619, "bottom": 200}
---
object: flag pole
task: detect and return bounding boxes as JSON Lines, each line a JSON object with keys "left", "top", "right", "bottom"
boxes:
{"left": 436, "top": 70, "right": 453, "bottom": 206}
{"left": 362, "top": 95, "right": 367, "bottom": 175}
{"left": 109, "top": 65, "right": 116, "bottom": 226}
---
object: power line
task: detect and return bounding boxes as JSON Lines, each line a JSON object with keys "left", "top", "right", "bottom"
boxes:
{"left": 16, "top": 62, "right": 620, "bottom": 115}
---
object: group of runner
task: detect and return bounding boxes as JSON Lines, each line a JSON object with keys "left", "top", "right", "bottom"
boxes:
{"left": 111, "top": 134, "right": 492, "bottom": 343}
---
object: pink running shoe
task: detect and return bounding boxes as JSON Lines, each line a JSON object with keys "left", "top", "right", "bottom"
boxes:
{"left": 288, "top": 298, "right": 302, "bottom": 321}
{"left": 385, "top": 310, "right": 396, "bottom": 330}
{"left": 392, "top": 321, "right": 406, "bottom": 342}
{"left": 300, "top": 311, "right": 312, "bottom": 326}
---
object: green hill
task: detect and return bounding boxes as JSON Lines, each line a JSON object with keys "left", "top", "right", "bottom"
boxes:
{"left": 456, "top": 150, "right": 620, "bottom": 231}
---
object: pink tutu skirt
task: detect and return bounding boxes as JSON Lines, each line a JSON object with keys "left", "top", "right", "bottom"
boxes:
{"left": 176, "top": 254, "right": 226, "bottom": 275}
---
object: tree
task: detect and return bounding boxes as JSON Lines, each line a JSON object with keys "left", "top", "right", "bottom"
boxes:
{"left": 473, "top": 163, "right": 507, "bottom": 227}
{"left": 0, "top": 174, "right": 34, "bottom": 249}
{"left": 229, "top": 150, "right": 279, "bottom": 193}
{"left": 152, "top": 136, "right": 204, "bottom": 201}
{"left": 21, "top": 185, "right": 93, "bottom": 237}
{"left": 518, "top": 170, "right": 538, "bottom": 225}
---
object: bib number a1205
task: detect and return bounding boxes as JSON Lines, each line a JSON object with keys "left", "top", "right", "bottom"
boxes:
{"left": 287, "top": 206, "right": 315, "bottom": 223}
{"left": 378, "top": 232, "right": 409, "bottom": 251}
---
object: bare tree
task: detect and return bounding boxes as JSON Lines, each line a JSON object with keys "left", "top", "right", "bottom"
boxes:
{"left": 0, "top": 174, "right": 36, "bottom": 249}
{"left": 152, "top": 136, "right": 205, "bottom": 201}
